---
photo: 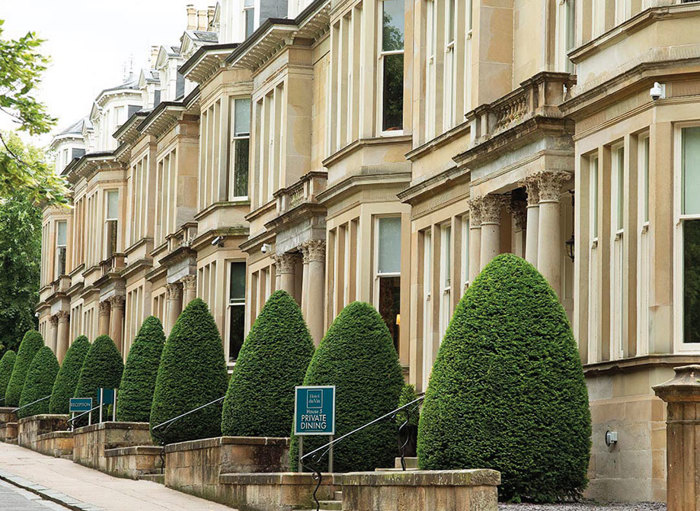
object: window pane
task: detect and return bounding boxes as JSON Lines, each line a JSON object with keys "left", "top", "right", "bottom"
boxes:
{"left": 382, "top": 0, "right": 404, "bottom": 51}
{"left": 447, "top": 0, "right": 455, "bottom": 44}
{"left": 57, "top": 221, "right": 67, "bottom": 246}
{"left": 233, "top": 138, "right": 249, "bottom": 197}
{"left": 234, "top": 98, "right": 251, "bottom": 136}
{"left": 683, "top": 127, "right": 700, "bottom": 215}
{"left": 106, "top": 191, "right": 119, "bottom": 220}
{"left": 378, "top": 276, "right": 401, "bottom": 351}
{"left": 617, "top": 148, "right": 624, "bottom": 231}
{"left": 229, "top": 306, "right": 245, "bottom": 360}
{"left": 591, "top": 158, "right": 598, "bottom": 238}
{"left": 683, "top": 220, "right": 700, "bottom": 343}
{"left": 245, "top": 8, "right": 255, "bottom": 38}
{"left": 643, "top": 138, "right": 649, "bottom": 223}
{"left": 443, "top": 226, "right": 451, "bottom": 287}
{"left": 382, "top": 53, "right": 404, "bottom": 131}
{"left": 230, "top": 262, "right": 246, "bottom": 300}
{"left": 378, "top": 217, "right": 401, "bottom": 274}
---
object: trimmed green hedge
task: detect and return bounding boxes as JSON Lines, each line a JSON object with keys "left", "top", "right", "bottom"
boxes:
{"left": 417, "top": 254, "right": 591, "bottom": 503}
{"left": 222, "top": 290, "right": 314, "bottom": 437}
{"left": 49, "top": 336, "right": 90, "bottom": 414}
{"left": 290, "top": 301, "right": 404, "bottom": 473}
{"left": 117, "top": 316, "right": 165, "bottom": 422}
{"left": 395, "top": 383, "right": 419, "bottom": 427}
{"left": 150, "top": 298, "right": 228, "bottom": 444}
{"left": 17, "top": 346, "right": 59, "bottom": 418}
{"left": 74, "top": 335, "right": 124, "bottom": 423}
{"left": 5, "top": 330, "right": 44, "bottom": 406}
{"left": 0, "top": 350, "right": 16, "bottom": 404}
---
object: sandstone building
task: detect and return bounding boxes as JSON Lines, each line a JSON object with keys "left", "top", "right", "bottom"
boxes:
{"left": 38, "top": 0, "right": 700, "bottom": 502}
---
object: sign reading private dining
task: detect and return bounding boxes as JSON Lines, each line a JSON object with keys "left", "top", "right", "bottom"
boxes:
{"left": 294, "top": 386, "right": 335, "bottom": 436}
{"left": 69, "top": 398, "right": 92, "bottom": 413}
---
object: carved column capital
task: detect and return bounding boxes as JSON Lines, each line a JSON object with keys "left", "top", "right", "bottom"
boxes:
{"left": 302, "top": 240, "right": 326, "bottom": 264}
{"left": 522, "top": 176, "right": 540, "bottom": 206}
{"left": 98, "top": 300, "right": 111, "bottom": 316}
{"left": 56, "top": 310, "right": 70, "bottom": 323}
{"left": 181, "top": 275, "right": 197, "bottom": 291}
{"left": 467, "top": 197, "right": 483, "bottom": 226}
{"left": 508, "top": 196, "right": 528, "bottom": 231}
{"left": 480, "top": 194, "right": 508, "bottom": 225}
{"left": 108, "top": 295, "right": 125, "bottom": 310}
{"left": 166, "top": 282, "right": 182, "bottom": 300}
{"left": 536, "top": 171, "right": 572, "bottom": 202}
{"left": 49, "top": 314, "right": 60, "bottom": 326}
{"left": 275, "top": 252, "right": 298, "bottom": 274}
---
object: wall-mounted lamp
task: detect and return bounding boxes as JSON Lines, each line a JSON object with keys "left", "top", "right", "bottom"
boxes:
{"left": 605, "top": 430, "right": 618, "bottom": 447}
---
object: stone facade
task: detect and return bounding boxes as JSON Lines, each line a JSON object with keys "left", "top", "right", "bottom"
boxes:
{"left": 219, "top": 473, "right": 335, "bottom": 511}
{"left": 17, "top": 415, "right": 69, "bottom": 451}
{"left": 104, "top": 445, "right": 164, "bottom": 479}
{"left": 35, "top": 431, "right": 74, "bottom": 458}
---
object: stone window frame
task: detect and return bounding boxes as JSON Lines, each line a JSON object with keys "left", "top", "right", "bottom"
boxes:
{"left": 636, "top": 133, "right": 651, "bottom": 357}
{"left": 377, "top": 0, "right": 405, "bottom": 136}
{"left": 610, "top": 141, "right": 626, "bottom": 360}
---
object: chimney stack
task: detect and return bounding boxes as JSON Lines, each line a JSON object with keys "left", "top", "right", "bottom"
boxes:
{"left": 186, "top": 4, "right": 197, "bottom": 30}
{"left": 197, "top": 9, "right": 208, "bottom": 30}
{"left": 207, "top": 5, "right": 216, "bottom": 27}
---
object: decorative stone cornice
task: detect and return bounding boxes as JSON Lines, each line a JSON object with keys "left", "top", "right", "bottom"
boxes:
{"left": 166, "top": 282, "right": 182, "bottom": 300}
{"left": 536, "top": 171, "right": 572, "bottom": 202}
{"left": 275, "top": 252, "right": 298, "bottom": 274}
{"left": 467, "top": 197, "right": 483, "bottom": 226}
{"left": 302, "top": 240, "right": 326, "bottom": 264}
{"left": 181, "top": 275, "right": 196, "bottom": 291}
{"left": 108, "top": 295, "right": 125, "bottom": 310}
{"left": 98, "top": 301, "right": 111, "bottom": 315}
{"left": 480, "top": 194, "right": 508, "bottom": 225}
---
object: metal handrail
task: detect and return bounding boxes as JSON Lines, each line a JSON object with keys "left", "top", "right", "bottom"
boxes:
{"left": 67, "top": 404, "right": 102, "bottom": 425}
{"left": 13, "top": 395, "right": 51, "bottom": 413}
{"left": 299, "top": 393, "right": 425, "bottom": 511}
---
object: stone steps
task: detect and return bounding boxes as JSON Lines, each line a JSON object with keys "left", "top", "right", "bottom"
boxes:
{"left": 138, "top": 473, "right": 164, "bottom": 484}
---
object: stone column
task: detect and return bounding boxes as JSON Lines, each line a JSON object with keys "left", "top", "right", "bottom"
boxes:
{"left": 302, "top": 240, "right": 326, "bottom": 345}
{"left": 509, "top": 195, "right": 527, "bottom": 259}
{"left": 98, "top": 301, "right": 111, "bottom": 337}
{"left": 166, "top": 282, "right": 183, "bottom": 335}
{"left": 277, "top": 253, "right": 297, "bottom": 297}
{"left": 653, "top": 365, "right": 700, "bottom": 511}
{"left": 467, "top": 198, "right": 482, "bottom": 282}
{"left": 480, "top": 194, "right": 505, "bottom": 269}
{"left": 536, "top": 171, "right": 570, "bottom": 297}
{"left": 56, "top": 311, "right": 70, "bottom": 362}
{"left": 523, "top": 177, "right": 540, "bottom": 266}
{"left": 181, "top": 275, "right": 197, "bottom": 306}
{"left": 108, "top": 295, "right": 125, "bottom": 354}
{"left": 48, "top": 314, "right": 59, "bottom": 354}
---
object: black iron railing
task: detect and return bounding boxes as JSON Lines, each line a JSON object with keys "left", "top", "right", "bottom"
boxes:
{"left": 67, "top": 404, "right": 103, "bottom": 429}
{"left": 299, "top": 394, "right": 424, "bottom": 511}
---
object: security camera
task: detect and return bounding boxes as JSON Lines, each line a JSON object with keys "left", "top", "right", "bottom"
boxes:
{"left": 211, "top": 235, "right": 224, "bottom": 246}
{"left": 261, "top": 243, "right": 271, "bottom": 254}
{"left": 650, "top": 82, "right": 665, "bottom": 101}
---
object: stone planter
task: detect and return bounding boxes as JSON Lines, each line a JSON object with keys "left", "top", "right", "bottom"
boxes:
{"left": 0, "top": 406, "right": 16, "bottom": 424}
{"left": 105, "top": 445, "right": 164, "bottom": 479}
{"left": 35, "top": 431, "right": 74, "bottom": 457}
{"left": 219, "top": 473, "right": 334, "bottom": 511}
{"left": 164, "top": 436, "right": 290, "bottom": 504}
{"left": 17, "top": 414, "right": 69, "bottom": 450}
{"left": 73, "top": 422, "right": 152, "bottom": 471}
{"left": 0, "top": 421, "right": 17, "bottom": 443}
{"left": 338, "top": 469, "right": 500, "bottom": 511}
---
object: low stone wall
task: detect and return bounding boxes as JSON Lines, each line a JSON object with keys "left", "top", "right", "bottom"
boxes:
{"left": 104, "top": 445, "right": 164, "bottom": 479}
{"left": 0, "top": 406, "right": 16, "bottom": 424}
{"left": 219, "top": 473, "right": 334, "bottom": 511}
{"left": 17, "top": 414, "right": 69, "bottom": 450}
{"left": 35, "top": 431, "right": 74, "bottom": 457}
{"left": 338, "top": 469, "right": 500, "bottom": 511}
{"left": 0, "top": 422, "right": 17, "bottom": 442}
{"left": 164, "top": 436, "right": 290, "bottom": 504}
{"left": 73, "top": 422, "right": 152, "bottom": 471}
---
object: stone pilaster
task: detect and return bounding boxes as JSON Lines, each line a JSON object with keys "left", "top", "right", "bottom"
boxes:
{"left": 98, "top": 300, "right": 111, "bottom": 337}
{"left": 48, "top": 314, "right": 59, "bottom": 354}
{"left": 56, "top": 311, "right": 70, "bottom": 363}
{"left": 108, "top": 295, "right": 125, "bottom": 354}
{"left": 166, "top": 282, "right": 183, "bottom": 335}
{"left": 301, "top": 240, "right": 326, "bottom": 345}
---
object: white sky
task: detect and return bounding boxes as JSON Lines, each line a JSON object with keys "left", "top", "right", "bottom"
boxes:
{"left": 0, "top": 0, "right": 212, "bottom": 146}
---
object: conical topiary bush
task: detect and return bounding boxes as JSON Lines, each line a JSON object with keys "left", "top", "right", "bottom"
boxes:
{"left": 150, "top": 298, "right": 228, "bottom": 444}
{"left": 5, "top": 330, "right": 44, "bottom": 406}
{"left": 0, "top": 350, "right": 16, "bottom": 405}
{"left": 117, "top": 316, "right": 165, "bottom": 422}
{"left": 50, "top": 336, "right": 90, "bottom": 414}
{"left": 417, "top": 254, "right": 591, "bottom": 503}
{"left": 17, "top": 346, "right": 59, "bottom": 418}
{"left": 74, "top": 335, "right": 124, "bottom": 423}
{"left": 222, "top": 290, "right": 314, "bottom": 437}
{"left": 290, "top": 301, "right": 404, "bottom": 473}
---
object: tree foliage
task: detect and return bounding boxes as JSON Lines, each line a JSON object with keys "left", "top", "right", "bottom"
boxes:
{"left": 17, "top": 345, "right": 58, "bottom": 418}
{"left": 74, "top": 335, "right": 124, "bottom": 423}
{"left": 150, "top": 299, "right": 228, "bottom": 444}
{"left": 117, "top": 316, "right": 165, "bottom": 422}
{"left": 222, "top": 290, "right": 314, "bottom": 437}
{"left": 0, "top": 350, "right": 16, "bottom": 403}
{"left": 4, "top": 330, "right": 43, "bottom": 406}
{"left": 290, "top": 302, "right": 404, "bottom": 473}
{"left": 417, "top": 254, "right": 591, "bottom": 503}
{"left": 49, "top": 336, "right": 90, "bottom": 414}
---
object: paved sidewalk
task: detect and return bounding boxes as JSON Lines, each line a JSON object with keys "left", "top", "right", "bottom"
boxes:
{"left": 0, "top": 443, "right": 236, "bottom": 511}
{"left": 0, "top": 479, "right": 69, "bottom": 510}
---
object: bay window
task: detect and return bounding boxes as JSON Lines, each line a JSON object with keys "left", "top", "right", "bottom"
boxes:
{"left": 380, "top": 0, "right": 404, "bottom": 133}
{"left": 376, "top": 216, "right": 402, "bottom": 350}
{"left": 681, "top": 127, "right": 700, "bottom": 344}
{"left": 230, "top": 98, "right": 251, "bottom": 199}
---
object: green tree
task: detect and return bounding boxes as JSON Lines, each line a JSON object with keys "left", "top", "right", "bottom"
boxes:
{"left": 0, "top": 177, "right": 45, "bottom": 357}
{"left": 290, "top": 302, "right": 404, "bottom": 473}
{"left": 4, "top": 330, "right": 43, "bottom": 406}
{"left": 17, "top": 346, "right": 59, "bottom": 418}
{"left": 117, "top": 317, "right": 165, "bottom": 422}
{"left": 417, "top": 254, "right": 591, "bottom": 503}
{"left": 150, "top": 299, "right": 228, "bottom": 444}
{"left": 49, "top": 336, "right": 90, "bottom": 414}
{"left": 74, "top": 335, "right": 124, "bottom": 423}
{"left": 222, "top": 290, "right": 314, "bottom": 437}
{"left": 0, "top": 350, "right": 16, "bottom": 404}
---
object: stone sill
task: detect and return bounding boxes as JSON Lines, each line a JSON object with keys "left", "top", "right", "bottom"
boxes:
{"left": 164, "top": 435, "right": 290, "bottom": 454}
{"left": 336, "top": 469, "right": 501, "bottom": 487}
{"left": 74, "top": 422, "right": 150, "bottom": 434}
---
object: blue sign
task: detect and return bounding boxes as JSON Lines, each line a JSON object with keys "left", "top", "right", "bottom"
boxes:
{"left": 96, "top": 388, "right": 116, "bottom": 405}
{"left": 294, "top": 386, "right": 335, "bottom": 436}
{"left": 69, "top": 398, "right": 92, "bottom": 413}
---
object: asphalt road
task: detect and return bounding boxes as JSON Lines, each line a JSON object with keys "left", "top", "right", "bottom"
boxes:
{"left": 0, "top": 479, "right": 69, "bottom": 511}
